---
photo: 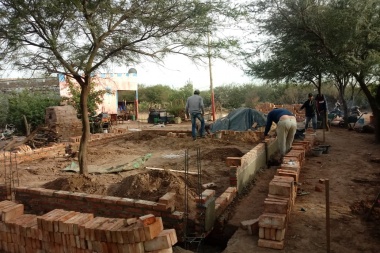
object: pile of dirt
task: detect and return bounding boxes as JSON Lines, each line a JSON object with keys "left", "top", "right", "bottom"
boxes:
{"left": 124, "top": 131, "right": 164, "bottom": 142}
{"left": 112, "top": 169, "right": 199, "bottom": 217}
{"left": 350, "top": 200, "right": 380, "bottom": 220}
{"left": 201, "top": 147, "right": 244, "bottom": 161}
{"left": 43, "top": 175, "right": 107, "bottom": 195}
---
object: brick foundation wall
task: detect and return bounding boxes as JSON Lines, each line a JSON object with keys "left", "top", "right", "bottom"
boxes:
{"left": 0, "top": 187, "right": 184, "bottom": 240}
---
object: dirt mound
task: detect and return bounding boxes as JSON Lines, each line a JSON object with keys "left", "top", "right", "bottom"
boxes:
{"left": 350, "top": 200, "right": 380, "bottom": 220}
{"left": 112, "top": 170, "right": 198, "bottom": 216}
{"left": 202, "top": 147, "right": 244, "bottom": 161}
{"left": 43, "top": 175, "right": 107, "bottom": 195}
{"left": 124, "top": 132, "right": 163, "bottom": 142}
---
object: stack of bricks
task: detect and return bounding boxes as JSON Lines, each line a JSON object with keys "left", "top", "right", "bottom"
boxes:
{"left": 257, "top": 175, "right": 294, "bottom": 250}
{"left": 257, "top": 138, "right": 314, "bottom": 250}
{"left": 0, "top": 200, "right": 177, "bottom": 253}
{"left": 255, "top": 102, "right": 302, "bottom": 115}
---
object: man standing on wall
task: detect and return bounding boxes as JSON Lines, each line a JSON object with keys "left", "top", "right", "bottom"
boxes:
{"left": 298, "top": 93, "right": 317, "bottom": 133}
{"left": 186, "top": 89, "right": 205, "bottom": 141}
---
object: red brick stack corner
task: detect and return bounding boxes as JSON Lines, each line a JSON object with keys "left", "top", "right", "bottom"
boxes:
{"left": 0, "top": 200, "right": 177, "bottom": 253}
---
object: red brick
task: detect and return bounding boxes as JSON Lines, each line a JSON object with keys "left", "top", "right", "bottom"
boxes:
{"left": 226, "top": 157, "right": 241, "bottom": 166}
{"left": 264, "top": 199, "right": 289, "bottom": 214}
{"left": 1, "top": 204, "right": 24, "bottom": 222}
{"left": 144, "top": 217, "right": 163, "bottom": 240}
{"left": 54, "top": 211, "right": 78, "bottom": 233}
{"left": 143, "top": 229, "right": 177, "bottom": 251}
{"left": 258, "top": 238, "right": 284, "bottom": 250}
{"left": 240, "top": 218, "right": 259, "bottom": 235}
{"left": 139, "top": 214, "right": 156, "bottom": 226}
{"left": 259, "top": 213, "right": 287, "bottom": 229}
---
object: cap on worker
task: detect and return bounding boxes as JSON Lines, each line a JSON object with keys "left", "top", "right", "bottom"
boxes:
{"left": 194, "top": 89, "right": 200, "bottom": 95}
{"left": 308, "top": 93, "right": 313, "bottom": 97}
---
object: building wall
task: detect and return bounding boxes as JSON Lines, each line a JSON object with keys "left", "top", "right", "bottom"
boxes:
{"left": 59, "top": 73, "right": 138, "bottom": 114}
{"left": 0, "top": 77, "right": 59, "bottom": 95}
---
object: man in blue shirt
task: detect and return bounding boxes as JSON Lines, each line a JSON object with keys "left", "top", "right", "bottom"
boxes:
{"left": 185, "top": 89, "right": 205, "bottom": 140}
{"left": 264, "top": 108, "right": 297, "bottom": 155}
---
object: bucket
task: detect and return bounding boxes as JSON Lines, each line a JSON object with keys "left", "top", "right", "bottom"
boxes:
{"left": 215, "top": 132, "right": 222, "bottom": 139}
{"left": 318, "top": 145, "right": 331, "bottom": 154}
{"left": 103, "top": 129, "right": 108, "bottom": 134}
{"left": 311, "top": 148, "right": 323, "bottom": 156}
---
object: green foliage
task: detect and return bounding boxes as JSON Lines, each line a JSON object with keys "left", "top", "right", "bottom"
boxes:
{"left": 0, "top": 92, "right": 9, "bottom": 127}
{"left": 166, "top": 102, "right": 185, "bottom": 117}
{"left": 6, "top": 91, "right": 60, "bottom": 134}
{"left": 169, "top": 82, "right": 194, "bottom": 103}
{"left": 140, "top": 85, "right": 173, "bottom": 104}
{"left": 64, "top": 79, "right": 110, "bottom": 116}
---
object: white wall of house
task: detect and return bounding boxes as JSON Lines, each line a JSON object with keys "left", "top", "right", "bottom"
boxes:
{"left": 59, "top": 73, "right": 138, "bottom": 114}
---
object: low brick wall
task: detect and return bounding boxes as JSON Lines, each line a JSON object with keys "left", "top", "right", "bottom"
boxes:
{"left": 0, "top": 187, "right": 184, "bottom": 240}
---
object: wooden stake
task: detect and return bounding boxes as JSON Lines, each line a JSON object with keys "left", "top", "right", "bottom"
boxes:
{"left": 325, "top": 179, "right": 330, "bottom": 253}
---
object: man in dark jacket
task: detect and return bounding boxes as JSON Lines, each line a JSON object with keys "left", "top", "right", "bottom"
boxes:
{"left": 298, "top": 93, "right": 317, "bottom": 133}
{"left": 315, "top": 93, "right": 330, "bottom": 131}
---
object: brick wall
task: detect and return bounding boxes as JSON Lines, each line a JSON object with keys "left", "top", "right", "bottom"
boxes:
{"left": 0, "top": 187, "right": 184, "bottom": 241}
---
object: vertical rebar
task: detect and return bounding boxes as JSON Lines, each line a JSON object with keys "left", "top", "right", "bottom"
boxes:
{"left": 15, "top": 153, "right": 19, "bottom": 187}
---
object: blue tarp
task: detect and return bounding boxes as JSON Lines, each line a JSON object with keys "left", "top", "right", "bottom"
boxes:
{"left": 210, "top": 108, "right": 267, "bottom": 133}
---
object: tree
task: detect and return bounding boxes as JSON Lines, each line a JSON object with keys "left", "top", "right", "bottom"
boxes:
{"left": 63, "top": 79, "right": 110, "bottom": 116}
{"left": 245, "top": 0, "right": 380, "bottom": 142}
{"left": 0, "top": 0, "right": 243, "bottom": 174}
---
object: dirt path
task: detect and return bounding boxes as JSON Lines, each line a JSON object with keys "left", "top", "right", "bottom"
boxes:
{"left": 223, "top": 127, "right": 380, "bottom": 253}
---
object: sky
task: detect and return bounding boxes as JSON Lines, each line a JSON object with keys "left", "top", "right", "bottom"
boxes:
{"left": 111, "top": 54, "right": 254, "bottom": 90}
{"left": 1, "top": 53, "right": 255, "bottom": 91}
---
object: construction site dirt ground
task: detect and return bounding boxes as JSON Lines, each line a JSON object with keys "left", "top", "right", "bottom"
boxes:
{"left": 2, "top": 121, "right": 380, "bottom": 253}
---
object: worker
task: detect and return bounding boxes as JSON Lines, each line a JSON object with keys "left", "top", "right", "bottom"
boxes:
{"left": 185, "top": 89, "right": 205, "bottom": 140}
{"left": 315, "top": 93, "right": 330, "bottom": 131}
{"left": 298, "top": 93, "right": 317, "bottom": 133}
{"left": 264, "top": 108, "right": 297, "bottom": 155}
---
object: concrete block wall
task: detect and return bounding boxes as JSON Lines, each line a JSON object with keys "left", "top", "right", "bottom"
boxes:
{"left": 0, "top": 200, "right": 177, "bottom": 253}
{"left": 0, "top": 187, "right": 184, "bottom": 242}
{"left": 227, "top": 138, "right": 278, "bottom": 193}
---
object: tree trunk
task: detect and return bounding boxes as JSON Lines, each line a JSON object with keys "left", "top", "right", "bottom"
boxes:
{"left": 78, "top": 76, "right": 91, "bottom": 175}
{"left": 374, "top": 110, "right": 380, "bottom": 142}
{"left": 354, "top": 73, "right": 380, "bottom": 143}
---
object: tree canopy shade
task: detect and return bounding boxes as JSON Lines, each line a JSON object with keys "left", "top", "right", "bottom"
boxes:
{"left": 0, "top": 0, "right": 245, "bottom": 174}
{"left": 244, "top": 0, "right": 380, "bottom": 142}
